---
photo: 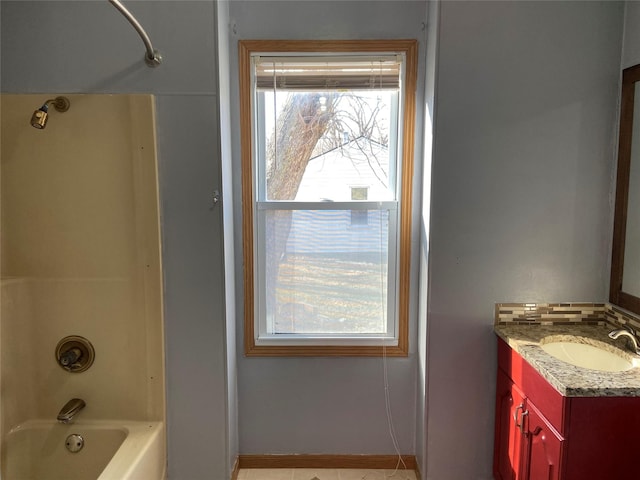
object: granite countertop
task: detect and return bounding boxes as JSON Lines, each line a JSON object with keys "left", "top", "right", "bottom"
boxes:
{"left": 494, "top": 323, "right": 640, "bottom": 397}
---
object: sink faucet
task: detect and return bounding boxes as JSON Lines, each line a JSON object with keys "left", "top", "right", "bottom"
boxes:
{"left": 608, "top": 327, "right": 640, "bottom": 355}
{"left": 57, "top": 398, "right": 86, "bottom": 424}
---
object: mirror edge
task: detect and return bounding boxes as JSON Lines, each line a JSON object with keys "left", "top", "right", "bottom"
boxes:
{"left": 610, "top": 63, "right": 640, "bottom": 314}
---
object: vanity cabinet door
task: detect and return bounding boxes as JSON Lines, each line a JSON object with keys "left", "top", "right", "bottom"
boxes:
{"left": 494, "top": 369, "right": 527, "bottom": 480}
{"left": 496, "top": 337, "right": 640, "bottom": 479}
{"left": 522, "top": 401, "right": 564, "bottom": 480}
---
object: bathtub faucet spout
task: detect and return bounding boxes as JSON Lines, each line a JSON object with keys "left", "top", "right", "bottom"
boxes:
{"left": 57, "top": 398, "right": 86, "bottom": 424}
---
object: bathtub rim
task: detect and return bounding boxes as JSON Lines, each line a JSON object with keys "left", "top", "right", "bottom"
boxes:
{"left": 2, "top": 418, "right": 166, "bottom": 480}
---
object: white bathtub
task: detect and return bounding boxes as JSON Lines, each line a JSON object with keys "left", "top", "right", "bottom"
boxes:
{"left": 1, "top": 420, "right": 165, "bottom": 480}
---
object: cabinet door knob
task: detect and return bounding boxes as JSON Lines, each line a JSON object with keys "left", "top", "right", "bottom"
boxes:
{"left": 514, "top": 404, "right": 524, "bottom": 423}
{"left": 514, "top": 404, "right": 529, "bottom": 434}
{"left": 519, "top": 409, "right": 529, "bottom": 434}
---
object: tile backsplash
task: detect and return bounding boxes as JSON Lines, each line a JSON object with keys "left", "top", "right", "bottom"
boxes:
{"left": 495, "top": 302, "right": 640, "bottom": 332}
{"left": 605, "top": 304, "right": 640, "bottom": 332}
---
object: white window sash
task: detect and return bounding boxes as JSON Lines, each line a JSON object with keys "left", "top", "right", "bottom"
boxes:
{"left": 256, "top": 201, "right": 398, "bottom": 211}
{"left": 250, "top": 51, "right": 406, "bottom": 346}
{"left": 254, "top": 205, "right": 398, "bottom": 345}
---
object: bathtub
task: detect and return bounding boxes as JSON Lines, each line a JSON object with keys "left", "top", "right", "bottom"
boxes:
{"left": 1, "top": 420, "right": 165, "bottom": 480}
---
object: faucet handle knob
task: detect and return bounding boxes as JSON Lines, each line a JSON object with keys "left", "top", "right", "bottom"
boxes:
{"left": 55, "top": 336, "right": 95, "bottom": 373}
{"left": 59, "top": 347, "right": 82, "bottom": 367}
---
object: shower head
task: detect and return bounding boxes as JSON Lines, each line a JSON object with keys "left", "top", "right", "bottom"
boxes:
{"left": 30, "top": 96, "right": 70, "bottom": 129}
{"left": 30, "top": 105, "right": 49, "bottom": 129}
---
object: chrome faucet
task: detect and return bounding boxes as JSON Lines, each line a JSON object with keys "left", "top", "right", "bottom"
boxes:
{"left": 57, "top": 398, "right": 86, "bottom": 424}
{"left": 608, "top": 327, "right": 640, "bottom": 355}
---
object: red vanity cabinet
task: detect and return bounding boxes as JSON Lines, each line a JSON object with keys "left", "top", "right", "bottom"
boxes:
{"left": 494, "top": 337, "right": 640, "bottom": 480}
{"left": 494, "top": 361, "right": 564, "bottom": 480}
{"left": 494, "top": 369, "right": 527, "bottom": 480}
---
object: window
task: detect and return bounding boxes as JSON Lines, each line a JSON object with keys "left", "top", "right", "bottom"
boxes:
{"left": 239, "top": 40, "right": 417, "bottom": 356}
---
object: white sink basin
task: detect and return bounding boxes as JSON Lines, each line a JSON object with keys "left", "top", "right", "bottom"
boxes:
{"left": 540, "top": 341, "right": 640, "bottom": 372}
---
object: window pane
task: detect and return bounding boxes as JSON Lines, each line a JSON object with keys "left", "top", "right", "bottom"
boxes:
{"left": 263, "top": 209, "right": 389, "bottom": 334}
{"left": 262, "top": 90, "right": 397, "bottom": 202}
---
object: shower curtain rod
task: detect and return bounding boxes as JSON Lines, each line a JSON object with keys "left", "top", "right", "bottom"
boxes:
{"left": 108, "top": 0, "right": 162, "bottom": 67}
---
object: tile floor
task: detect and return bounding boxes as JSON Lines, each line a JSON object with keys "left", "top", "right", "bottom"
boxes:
{"left": 237, "top": 469, "right": 418, "bottom": 480}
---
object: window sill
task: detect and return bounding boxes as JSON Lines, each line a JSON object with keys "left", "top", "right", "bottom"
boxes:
{"left": 245, "top": 336, "right": 408, "bottom": 357}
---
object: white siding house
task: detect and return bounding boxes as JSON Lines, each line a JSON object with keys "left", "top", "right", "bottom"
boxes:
{"left": 286, "top": 137, "right": 391, "bottom": 255}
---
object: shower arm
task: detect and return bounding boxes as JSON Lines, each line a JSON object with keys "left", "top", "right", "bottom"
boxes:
{"left": 108, "top": 0, "right": 162, "bottom": 67}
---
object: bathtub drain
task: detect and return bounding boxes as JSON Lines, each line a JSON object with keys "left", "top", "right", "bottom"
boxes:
{"left": 65, "top": 433, "right": 84, "bottom": 453}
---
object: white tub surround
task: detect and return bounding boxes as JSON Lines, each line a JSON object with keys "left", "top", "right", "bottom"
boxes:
{"left": 1, "top": 94, "right": 166, "bottom": 480}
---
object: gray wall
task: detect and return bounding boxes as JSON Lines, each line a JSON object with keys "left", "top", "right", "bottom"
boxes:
{"left": 227, "top": 0, "right": 427, "bottom": 455}
{"left": 623, "top": 1, "right": 640, "bottom": 68}
{"left": 416, "top": 0, "right": 439, "bottom": 475}
{"left": 216, "top": 0, "right": 240, "bottom": 472}
{"left": 0, "top": 2, "right": 235, "bottom": 479}
{"left": 423, "top": 1, "right": 624, "bottom": 478}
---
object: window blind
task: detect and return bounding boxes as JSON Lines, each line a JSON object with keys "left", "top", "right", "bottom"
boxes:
{"left": 254, "top": 55, "right": 402, "bottom": 90}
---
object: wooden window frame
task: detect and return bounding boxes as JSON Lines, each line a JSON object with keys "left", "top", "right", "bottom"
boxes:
{"left": 239, "top": 39, "right": 417, "bottom": 357}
